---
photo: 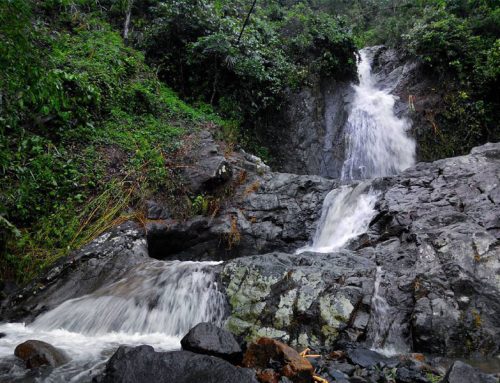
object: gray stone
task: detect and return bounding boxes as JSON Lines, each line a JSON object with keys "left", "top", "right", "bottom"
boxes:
{"left": 221, "top": 251, "right": 376, "bottom": 348}
{"left": 98, "top": 346, "right": 258, "bottom": 383}
{"left": 345, "top": 348, "right": 389, "bottom": 369}
{"left": 181, "top": 130, "right": 232, "bottom": 194}
{"left": 441, "top": 361, "right": 497, "bottom": 383}
{"left": 181, "top": 322, "right": 242, "bottom": 363}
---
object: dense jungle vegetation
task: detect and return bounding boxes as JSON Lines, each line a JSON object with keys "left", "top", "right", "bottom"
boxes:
{"left": 0, "top": 0, "right": 499, "bottom": 284}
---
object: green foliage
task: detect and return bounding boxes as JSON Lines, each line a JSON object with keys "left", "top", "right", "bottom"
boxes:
{"left": 141, "top": 0, "right": 357, "bottom": 140}
{"left": 0, "top": 1, "right": 230, "bottom": 282}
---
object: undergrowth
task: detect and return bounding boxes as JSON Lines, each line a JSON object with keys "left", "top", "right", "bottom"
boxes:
{"left": 0, "top": 2, "right": 231, "bottom": 283}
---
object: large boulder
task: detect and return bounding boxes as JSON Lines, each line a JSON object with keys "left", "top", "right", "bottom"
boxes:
{"left": 221, "top": 251, "right": 376, "bottom": 348}
{"left": 14, "top": 340, "right": 69, "bottom": 369}
{"left": 441, "top": 361, "right": 497, "bottom": 383}
{"left": 98, "top": 345, "right": 258, "bottom": 383}
{"left": 366, "top": 142, "right": 500, "bottom": 357}
{"left": 180, "top": 322, "right": 243, "bottom": 363}
{"left": 181, "top": 130, "right": 232, "bottom": 194}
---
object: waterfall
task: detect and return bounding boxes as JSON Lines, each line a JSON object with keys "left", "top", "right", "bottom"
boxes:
{"left": 0, "top": 260, "right": 225, "bottom": 382}
{"left": 300, "top": 48, "right": 416, "bottom": 354}
{"left": 341, "top": 49, "right": 415, "bottom": 181}
{"left": 32, "top": 260, "right": 225, "bottom": 336}
{"left": 298, "top": 182, "right": 378, "bottom": 254}
{"left": 301, "top": 48, "right": 415, "bottom": 254}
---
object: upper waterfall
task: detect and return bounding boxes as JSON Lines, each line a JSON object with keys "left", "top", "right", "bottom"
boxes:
{"left": 341, "top": 49, "right": 415, "bottom": 181}
{"left": 300, "top": 47, "right": 416, "bottom": 254}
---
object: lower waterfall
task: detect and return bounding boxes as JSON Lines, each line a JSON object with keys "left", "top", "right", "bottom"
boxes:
{"left": 0, "top": 260, "right": 225, "bottom": 382}
{"left": 298, "top": 182, "right": 379, "bottom": 253}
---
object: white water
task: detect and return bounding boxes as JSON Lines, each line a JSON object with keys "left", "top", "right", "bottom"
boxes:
{"left": 368, "top": 267, "right": 409, "bottom": 356}
{"left": 341, "top": 49, "right": 415, "bottom": 181}
{"left": 0, "top": 260, "right": 225, "bottom": 382}
{"left": 299, "top": 49, "right": 415, "bottom": 354}
{"left": 298, "top": 182, "right": 379, "bottom": 253}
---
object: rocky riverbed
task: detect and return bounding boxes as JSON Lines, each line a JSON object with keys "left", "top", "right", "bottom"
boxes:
{"left": 0, "top": 142, "right": 499, "bottom": 382}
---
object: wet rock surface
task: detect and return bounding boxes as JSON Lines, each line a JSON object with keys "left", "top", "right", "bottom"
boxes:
{"left": 222, "top": 251, "right": 376, "bottom": 348}
{"left": 147, "top": 171, "right": 335, "bottom": 261}
{"left": 0, "top": 222, "right": 148, "bottom": 322}
{"left": 223, "top": 143, "right": 500, "bottom": 357}
{"left": 181, "top": 322, "right": 243, "bottom": 363}
{"left": 14, "top": 340, "right": 69, "bottom": 369}
{"left": 266, "top": 78, "right": 353, "bottom": 178}
{"left": 442, "top": 361, "right": 498, "bottom": 383}
{"left": 97, "top": 345, "right": 258, "bottom": 383}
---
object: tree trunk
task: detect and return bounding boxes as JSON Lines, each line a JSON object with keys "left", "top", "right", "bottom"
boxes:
{"left": 237, "top": 0, "right": 257, "bottom": 45}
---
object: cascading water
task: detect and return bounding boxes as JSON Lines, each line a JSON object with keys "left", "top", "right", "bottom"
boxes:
{"left": 300, "top": 48, "right": 415, "bottom": 254}
{"left": 0, "top": 260, "right": 225, "bottom": 382}
{"left": 298, "top": 182, "right": 379, "bottom": 254}
{"left": 300, "top": 48, "right": 415, "bottom": 354}
{"left": 341, "top": 49, "right": 416, "bottom": 181}
{"left": 368, "top": 267, "right": 409, "bottom": 356}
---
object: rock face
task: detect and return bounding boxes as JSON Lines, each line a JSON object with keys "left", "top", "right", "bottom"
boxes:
{"left": 14, "top": 340, "right": 69, "bottom": 369}
{"left": 222, "top": 251, "right": 376, "bottom": 348}
{"left": 264, "top": 78, "right": 353, "bottom": 178}
{"left": 242, "top": 337, "right": 314, "bottom": 383}
{"left": 441, "top": 361, "right": 498, "bottom": 383}
{"left": 368, "top": 142, "right": 500, "bottom": 357}
{"left": 180, "top": 322, "right": 243, "bottom": 363}
{"left": 223, "top": 143, "right": 500, "bottom": 357}
{"left": 1, "top": 222, "right": 148, "bottom": 322}
{"left": 181, "top": 130, "right": 232, "bottom": 194}
{"left": 147, "top": 171, "right": 335, "bottom": 261}
{"left": 98, "top": 346, "right": 258, "bottom": 383}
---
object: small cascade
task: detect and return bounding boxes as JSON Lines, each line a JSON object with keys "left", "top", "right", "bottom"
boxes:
{"left": 0, "top": 260, "right": 226, "bottom": 382}
{"left": 32, "top": 260, "right": 226, "bottom": 336}
{"left": 298, "top": 182, "right": 379, "bottom": 253}
{"left": 341, "top": 49, "right": 415, "bottom": 181}
{"left": 368, "top": 267, "right": 409, "bottom": 356}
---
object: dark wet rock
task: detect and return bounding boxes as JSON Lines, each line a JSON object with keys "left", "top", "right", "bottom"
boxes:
{"left": 365, "top": 143, "right": 500, "bottom": 357}
{"left": 145, "top": 200, "right": 170, "bottom": 220}
{"left": 441, "top": 361, "right": 498, "bottom": 383}
{"left": 222, "top": 251, "right": 376, "bottom": 348}
{"left": 181, "top": 322, "right": 242, "bottom": 363}
{"left": 223, "top": 143, "right": 500, "bottom": 358}
{"left": 14, "top": 340, "right": 69, "bottom": 369}
{"left": 265, "top": 78, "right": 353, "bottom": 178}
{"left": 147, "top": 172, "right": 335, "bottom": 261}
{"left": 349, "top": 378, "right": 368, "bottom": 383}
{"left": 1, "top": 222, "right": 148, "bottom": 322}
{"left": 242, "top": 338, "right": 314, "bottom": 383}
{"left": 99, "top": 345, "right": 258, "bottom": 383}
{"left": 0, "top": 333, "right": 5, "bottom": 339}
{"left": 395, "top": 367, "right": 430, "bottom": 383}
{"left": 345, "top": 348, "right": 389, "bottom": 369}
{"left": 181, "top": 130, "right": 232, "bottom": 194}
{"left": 325, "top": 368, "right": 349, "bottom": 382}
